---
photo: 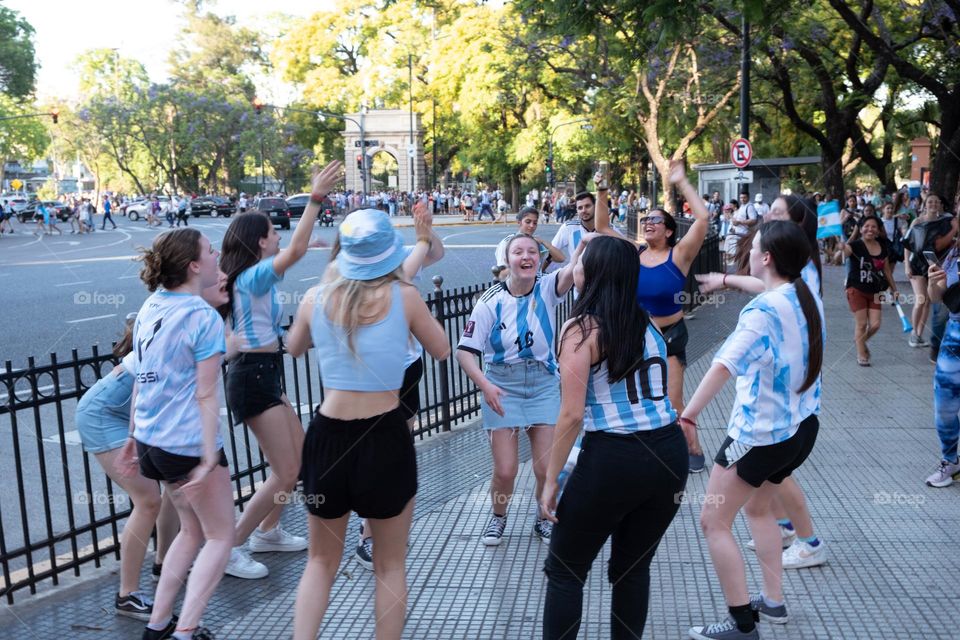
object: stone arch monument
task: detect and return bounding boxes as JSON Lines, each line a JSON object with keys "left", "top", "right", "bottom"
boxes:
{"left": 342, "top": 109, "right": 426, "bottom": 194}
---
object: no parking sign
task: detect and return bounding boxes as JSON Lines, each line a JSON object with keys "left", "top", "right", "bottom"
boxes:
{"left": 730, "top": 138, "right": 753, "bottom": 168}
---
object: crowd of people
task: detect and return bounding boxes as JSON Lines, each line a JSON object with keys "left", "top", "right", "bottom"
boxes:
{"left": 67, "top": 151, "right": 958, "bottom": 639}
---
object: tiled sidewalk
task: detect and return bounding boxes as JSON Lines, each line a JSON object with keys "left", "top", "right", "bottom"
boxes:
{"left": 1, "top": 265, "right": 953, "bottom": 639}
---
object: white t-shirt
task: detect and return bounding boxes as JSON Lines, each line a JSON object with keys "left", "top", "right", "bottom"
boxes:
{"left": 731, "top": 203, "right": 760, "bottom": 236}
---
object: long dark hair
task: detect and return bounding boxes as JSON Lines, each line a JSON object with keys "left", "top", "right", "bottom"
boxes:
{"left": 758, "top": 220, "right": 823, "bottom": 392}
{"left": 219, "top": 212, "right": 272, "bottom": 317}
{"left": 565, "top": 236, "right": 650, "bottom": 383}
{"left": 735, "top": 195, "right": 822, "bottom": 296}
{"left": 647, "top": 207, "right": 678, "bottom": 247}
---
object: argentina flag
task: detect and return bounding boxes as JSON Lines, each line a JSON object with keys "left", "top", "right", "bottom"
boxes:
{"left": 816, "top": 200, "right": 842, "bottom": 239}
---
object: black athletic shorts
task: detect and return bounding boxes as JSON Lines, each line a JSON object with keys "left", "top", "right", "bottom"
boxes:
{"left": 398, "top": 358, "right": 424, "bottom": 421}
{"left": 661, "top": 319, "right": 689, "bottom": 367}
{"left": 301, "top": 407, "right": 417, "bottom": 519}
{"left": 136, "top": 440, "right": 229, "bottom": 484}
{"left": 714, "top": 414, "right": 819, "bottom": 488}
{"left": 225, "top": 352, "right": 284, "bottom": 424}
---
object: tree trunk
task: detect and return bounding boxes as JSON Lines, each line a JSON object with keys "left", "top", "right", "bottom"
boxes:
{"left": 931, "top": 103, "right": 960, "bottom": 209}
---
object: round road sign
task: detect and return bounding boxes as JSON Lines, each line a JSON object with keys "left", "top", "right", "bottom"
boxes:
{"left": 731, "top": 138, "right": 753, "bottom": 168}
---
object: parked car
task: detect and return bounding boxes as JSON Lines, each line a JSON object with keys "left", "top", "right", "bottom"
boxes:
{"left": 126, "top": 196, "right": 171, "bottom": 221}
{"left": 190, "top": 195, "right": 234, "bottom": 218}
{"left": 17, "top": 200, "right": 73, "bottom": 223}
{"left": 2, "top": 197, "right": 28, "bottom": 214}
{"left": 254, "top": 197, "right": 291, "bottom": 230}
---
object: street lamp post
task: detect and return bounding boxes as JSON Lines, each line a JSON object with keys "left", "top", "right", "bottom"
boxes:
{"left": 408, "top": 54, "right": 415, "bottom": 193}
{"left": 547, "top": 118, "right": 592, "bottom": 188}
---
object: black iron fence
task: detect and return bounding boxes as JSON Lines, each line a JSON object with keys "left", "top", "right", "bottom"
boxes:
{"left": 0, "top": 237, "right": 719, "bottom": 603}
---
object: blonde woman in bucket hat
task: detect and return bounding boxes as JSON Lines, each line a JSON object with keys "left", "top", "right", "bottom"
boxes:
{"left": 285, "top": 209, "right": 450, "bottom": 640}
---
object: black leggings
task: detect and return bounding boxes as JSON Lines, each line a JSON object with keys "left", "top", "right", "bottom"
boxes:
{"left": 543, "top": 425, "right": 688, "bottom": 639}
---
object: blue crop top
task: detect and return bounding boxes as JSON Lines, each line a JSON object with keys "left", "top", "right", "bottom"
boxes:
{"left": 636, "top": 248, "right": 686, "bottom": 316}
{"left": 312, "top": 283, "right": 409, "bottom": 391}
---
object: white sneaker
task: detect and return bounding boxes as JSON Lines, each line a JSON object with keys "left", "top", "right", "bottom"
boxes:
{"left": 925, "top": 459, "right": 960, "bottom": 487}
{"left": 746, "top": 525, "right": 796, "bottom": 550}
{"left": 224, "top": 547, "right": 268, "bottom": 579}
{"left": 781, "top": 539, "right": 827, "bottom": 569}
{"left": 248, "top": 525, "right": 308, "bottom": 553}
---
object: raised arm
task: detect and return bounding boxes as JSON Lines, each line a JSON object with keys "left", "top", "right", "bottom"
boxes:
{"left": 273, "top": 160, "right": 342, "bottom": 276}
{"left": 696, "top": 272, "right": 765, "bottom": 295}
{"left": 403, "top": 285, "right": 450, "bottom": 360}
{"left": 670, "top": 160, "right": 710, "bottom": 273}
{"left": 285, "top": 287, "right": 319, "bottom": 358}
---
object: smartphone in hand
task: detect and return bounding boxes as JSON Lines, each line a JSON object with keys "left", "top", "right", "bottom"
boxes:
{"left": 923, "top": 250, "right": 940, "bottom": 268}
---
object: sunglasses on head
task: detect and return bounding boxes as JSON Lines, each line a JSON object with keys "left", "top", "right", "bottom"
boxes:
{"left": 643, "top": 216, "right": 665, "bottom": 225}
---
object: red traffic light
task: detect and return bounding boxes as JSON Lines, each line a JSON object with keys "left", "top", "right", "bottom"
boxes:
{"left": 356, "top": 154, "right": 363, "bottom": 170}
{"left": 252, "top": 98, "right": 264, "bottom": 114}
{"left": 51, "top": 108, "right": 59, "bottom": 124}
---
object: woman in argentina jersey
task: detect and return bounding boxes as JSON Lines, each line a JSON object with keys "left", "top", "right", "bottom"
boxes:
{"left": 115, "top": 229, "right": 229, "bottom": 640}
{"left": 217, "top": 161, "right": 341, "bottom": 579}
{"left": 539, "top": 235, "right": 688, "bottom": 640}
{"left": 696, "top": 194, "right": 829, "bottom": 573}
{"left": 682, "top": 221, "right": 825, "bottom": 640}
{"left": 457, "top": 233, "right": 577, "bottom": 546}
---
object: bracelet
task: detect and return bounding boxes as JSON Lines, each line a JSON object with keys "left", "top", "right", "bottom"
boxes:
{"left": 597, "top": 186, "right": 609, "bottom": 192}
{"left": 722, "top": 274, "right": 728, "bottom": 288}
{"left": 679, "top": 416, "right": 697, "bottom": 428}
{"left": 417, "top": 237, "right": 432, "bottom": 248}
{"left": 309, "top": 192, "right": 327, "bottom": 205}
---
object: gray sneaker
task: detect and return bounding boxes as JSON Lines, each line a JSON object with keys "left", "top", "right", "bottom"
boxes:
{"left": 750, "top": 593, "right": 788, "bottom": 624}
{"left": 688, "top": 617, "right": 759, "bottom": 640}
{"left": 925, "top": 459, "right": 960, "bottom": 488}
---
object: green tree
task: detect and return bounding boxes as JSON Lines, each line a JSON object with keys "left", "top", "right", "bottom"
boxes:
{"left": 0, "top": 5, "right": 37, "bottom": 99}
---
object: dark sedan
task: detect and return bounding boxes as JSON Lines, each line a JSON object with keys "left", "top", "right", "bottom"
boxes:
{"left": 190, "top": 196, "right": 235, "bottom": 218}
{"left": 254, "top": 197, "right": 291, "bottom": 230}
{"left": 286, "top": 194, "right": 310, "bottom": 217}
{"left": 17, "top": 200, "right": 72, "bottom": 223}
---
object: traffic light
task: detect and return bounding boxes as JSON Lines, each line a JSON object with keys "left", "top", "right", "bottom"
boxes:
{"left": 356, "top": 154, "right": 363, "bottom": 170}
{"left": 252, "top": 97, "right": 263, "bottom": 114}
{"left": 51, "top": 108, "right": 59, "bottom": 124}
{"left": 545, "top": 159, "right": 553, "bottom": 185}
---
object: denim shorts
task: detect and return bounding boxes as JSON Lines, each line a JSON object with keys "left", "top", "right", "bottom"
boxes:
{"left": 482, "top": 360, "right": 560, "bottom": 430}
{"left": 76, "top": 369, "right": 133, "bottom": 454}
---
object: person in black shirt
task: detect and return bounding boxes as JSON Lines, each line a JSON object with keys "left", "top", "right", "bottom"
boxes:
{"left": 841, "top": 216, "right": 901, "bottom": 365}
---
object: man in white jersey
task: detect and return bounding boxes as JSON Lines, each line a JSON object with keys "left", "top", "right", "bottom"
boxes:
{"left": 551, "top": 191, "right": 623, "bottom": 267}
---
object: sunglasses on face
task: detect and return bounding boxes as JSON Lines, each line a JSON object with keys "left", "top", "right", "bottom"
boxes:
{"left": 642, "top": 216, "right": 665, "bottom": 226}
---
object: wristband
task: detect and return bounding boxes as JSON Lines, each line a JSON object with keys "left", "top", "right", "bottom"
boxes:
{"left": 597, "top": 186, "right": 609, "bottom": 192}
{"left": 679, "top": 416, "right": 697, "bottom": 428}
{"left": 722, "top": 274, "right": 728, "bottom": 288}
{"left": 417, "top": 237, "right": 432, "bottom": 248}
{"left": 309, "top": 192, "right": 327, "bottom": 205}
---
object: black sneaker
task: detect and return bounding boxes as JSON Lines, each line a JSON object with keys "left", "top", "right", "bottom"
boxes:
{"left": 749, "top": 593, "right": 788, "bottom": 624}
{"left": 116, "top": 590, "right": 154, "bottom": 621}
{"left": 482, "top": 514, "right": 507, "bottom": 546}
{"left": 152, "top": 562, "right": 162, "bottom": 582}
{"left": 533, "top": 518, "right": 553, "bottom": 544}
{"left": 355, "top": 535, "right": 373, "bottom": 571}
{"left": 141, "top": 615, "right": 178, "bottom": 640}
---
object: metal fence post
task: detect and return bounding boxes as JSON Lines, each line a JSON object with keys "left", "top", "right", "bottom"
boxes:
{"left": 432, "top": 275, "right": 452, "bottom": 432}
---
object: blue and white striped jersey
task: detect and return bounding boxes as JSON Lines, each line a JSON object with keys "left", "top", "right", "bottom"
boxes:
{"left": 458, "top": 270, "right": 564, "bottom": 374}
{"left": 713, "top": 282, "right": 824, "bottom": 446}
{"left": 133, "top": 291, "right": 226, "bottom": 457}
{"left": 801, "top": 260, "right": 821, "bottom": 298}
{"left": 550, "top": 220, "right": 623, "bottom": 264}
{"left": 582, "top": 323, "right": 677, "bottom": 433}
{"left": 231, "top": 256, "right": 283, "bottom": 350}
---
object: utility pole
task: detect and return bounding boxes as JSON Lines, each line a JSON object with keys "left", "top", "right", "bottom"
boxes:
{"left": 408, "top": 54, "right": 415, "bottom": 193}
{"left": 740, "top": 14, "right": 750, "bottom": 140}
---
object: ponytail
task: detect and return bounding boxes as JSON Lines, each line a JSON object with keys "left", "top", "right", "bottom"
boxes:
{"left": 793, "top": 276, "right": 823, "bottom": 392}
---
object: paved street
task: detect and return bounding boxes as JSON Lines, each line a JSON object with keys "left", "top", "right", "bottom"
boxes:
{"left": 0, "top": 264, "right": 953, "bottom": 639}
{"left": 0, "top": 214, "right": 535, "bottom": 368}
